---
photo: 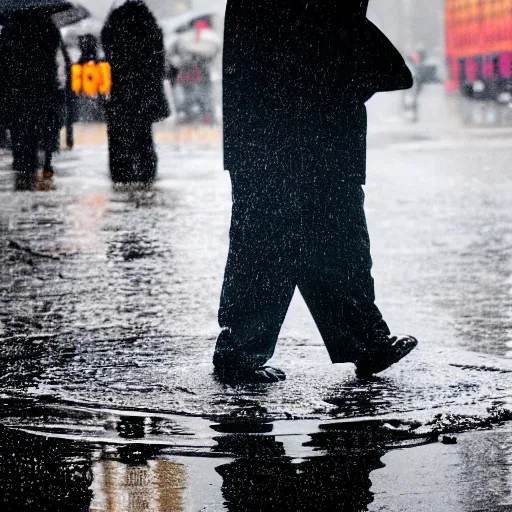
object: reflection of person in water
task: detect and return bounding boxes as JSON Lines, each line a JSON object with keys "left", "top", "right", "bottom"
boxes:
{"left": 0, "top": 429, "right": 93, "bottom": 510}
{"left": 115, "top": 415, "right": 164, "bottom": 465}
{"left": 214, "top": 425, "right": 385, "bottom": 511}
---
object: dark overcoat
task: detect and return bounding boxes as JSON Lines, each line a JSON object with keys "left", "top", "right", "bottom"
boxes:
{"left": 223, "top": 0, "right": 413, "bottom": 182}
{"left": 0, "top": 15, "right": 61, "bottom": 131}
{"left": 101, "top": 0, "right": 169, "bottom": 123}
{"left": 0, "top": 29, "right": 5, "bottom": 127}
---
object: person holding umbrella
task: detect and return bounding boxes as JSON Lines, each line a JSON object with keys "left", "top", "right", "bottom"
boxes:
{"left": 170, "top": 18, "right": 221, "bottom": 124}
{"left": 53, "top": 4, "right": 93, "bottom": 150}
{"left": 0, "top": 1, "right": 69, "bottom": 183}
{"left": 101, "top": 0, "right": 169, "bottom": 184}
{"left": 213, "top": 0, "right": 418, "bottom": 382}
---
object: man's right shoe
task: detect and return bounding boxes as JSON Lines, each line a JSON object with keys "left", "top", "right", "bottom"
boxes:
{"left": 355, "top": 334, "right": 418, "bottom": 378}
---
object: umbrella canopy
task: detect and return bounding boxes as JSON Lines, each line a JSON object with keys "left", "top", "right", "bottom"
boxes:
{"left": 161, "top": 9, "right": 223, "bottom": 56}
{"left": 0, "top": 0, "right": 72, "bottom": 16}
{"left": 52, "top": 3, "right": 89, "bottom": 28}
{"left": 176, "top": 26, "right": 221, "bottom": 60}
{"left": 60, "top": 17, "right": 102, "bottom": 47}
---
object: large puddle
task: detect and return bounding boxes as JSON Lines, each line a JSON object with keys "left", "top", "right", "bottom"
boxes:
{"left": 2, "top": 398, "right": 512, "bottom": 511}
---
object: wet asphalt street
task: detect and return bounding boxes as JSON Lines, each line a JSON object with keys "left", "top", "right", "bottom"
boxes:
{"left": 1, "top": 87, "right": 512, "bottom": 510}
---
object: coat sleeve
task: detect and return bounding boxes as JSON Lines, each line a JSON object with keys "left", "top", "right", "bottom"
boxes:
{"left": 363, "top": 19, "right": 413, "bottom": 92}
{"left": 343, "top": 19, "right": 413, "bottom": 103}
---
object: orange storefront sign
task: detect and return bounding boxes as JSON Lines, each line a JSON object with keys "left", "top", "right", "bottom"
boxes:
{"left": 71, "top": 62, "right": 112, "bottom": 97}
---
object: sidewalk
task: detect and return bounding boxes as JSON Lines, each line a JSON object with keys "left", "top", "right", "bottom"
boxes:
{"left": 67, "top": 122, "right": 222, "bottom": 148}
{"left": 367, "top": 84, "right": 512, "bottom": 147}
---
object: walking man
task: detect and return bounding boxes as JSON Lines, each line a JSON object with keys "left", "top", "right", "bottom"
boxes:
{"left": 214, "top": 0, "right": 418, "bottom": 382}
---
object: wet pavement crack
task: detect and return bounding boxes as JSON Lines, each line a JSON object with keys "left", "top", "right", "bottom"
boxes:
{"left": 7, "top": 238, "right": 61, "bottom": 260}
{"left": 450, "top": 363, "right": 512, "bottom": 374}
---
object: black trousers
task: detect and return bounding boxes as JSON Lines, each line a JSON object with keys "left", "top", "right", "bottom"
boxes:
{"left": 214, "top": 165, "right": 390, "bottom": 370}
{"left": 10, "top": 108, "right": 59, "bottom": 175}
{"left": 10, "top": 120, "right": 39, "bottom": 175}
{"left": 106, "top": 115, "right": 157, "bottom": 183}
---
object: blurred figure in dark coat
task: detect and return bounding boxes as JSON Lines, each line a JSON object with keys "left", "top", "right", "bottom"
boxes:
{"left": 0, "top": 25, "right": 7, "bottom": 149}
{"left": 1, "top": 13, "right": 61, "bottom": 180}
{"left": 77, "top": 34, "right": 99, "bottom": 65}
{"left": 59, "top": 40, "right": 75, "bottom": 150}
{"left": 170, "top": 19, "right": 221, "bottom": 124}
{"left": 72, "top": 34, "right": 104, "bottom": 124}
{"left": 101, "top": 0, "right": 169, "bottom": 184}
{"left": 214, "top": 0, "right": 418, "bottom": 382}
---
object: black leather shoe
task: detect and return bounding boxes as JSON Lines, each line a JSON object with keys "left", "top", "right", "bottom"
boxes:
{"left": 355, "top": 335, "right": 418, "bottom": 378}
{"left": 214, "top": 365, "right": 286, "bottom": 384}
{"left": 42, "top": 166, "right": 54, "bottom": 179}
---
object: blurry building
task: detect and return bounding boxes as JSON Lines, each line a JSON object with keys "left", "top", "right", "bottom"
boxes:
{"left": 369, "top": 0, "right": 444, "bottom": 55}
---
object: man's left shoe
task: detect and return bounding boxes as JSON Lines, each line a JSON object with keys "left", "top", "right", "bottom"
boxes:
{"left": 355, "top": 334, "right": 418, "bottom": 378}
{"left": 214, "top": 365, "right": 286, "bottom": 384}
{"left": 42, "top": 166, "right": 54, "bottom": 179}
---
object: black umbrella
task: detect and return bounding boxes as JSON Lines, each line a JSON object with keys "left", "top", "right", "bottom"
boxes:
{"left": 160, "top": 10, "right": 219, "bottom": 35}
{"left": 0, "top": 0, "right": 72, "bottom": 16}
{"left": 52, "top": 3, "right": 90, "bottom": 28}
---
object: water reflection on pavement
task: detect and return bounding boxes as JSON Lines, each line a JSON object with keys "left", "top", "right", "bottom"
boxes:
{"left": 0, "top": 404, "right": 435, "bottom": 512}
{"left": 1, "top": 404, "right": 512, "bottom": 511}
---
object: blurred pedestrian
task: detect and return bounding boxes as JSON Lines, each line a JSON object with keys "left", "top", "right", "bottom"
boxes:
{"left": 214, "top": 0, "right": 418, "bottom": 382}
{"left": 1, "top": 12, "right": 61, "bottom": 179}
{"left": 403, "top": 55, "right": 420, "bottom": 122}
{"left": 170, "top": 19, "right": 220, "bottom": 124}
{"left": 101, "top": 0, "right": 169, "bottom": 184}
{"left": 72, "top": 34, "right": 104, "bottom": 123}
{"left": 59, "top": 40, "right": 75, "bottom": 150}
{"left": 0, "top": 24, "right": 7, "bottom": 149}
{"left": 77, "top": 34, "right": 99, "bottom": 65}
